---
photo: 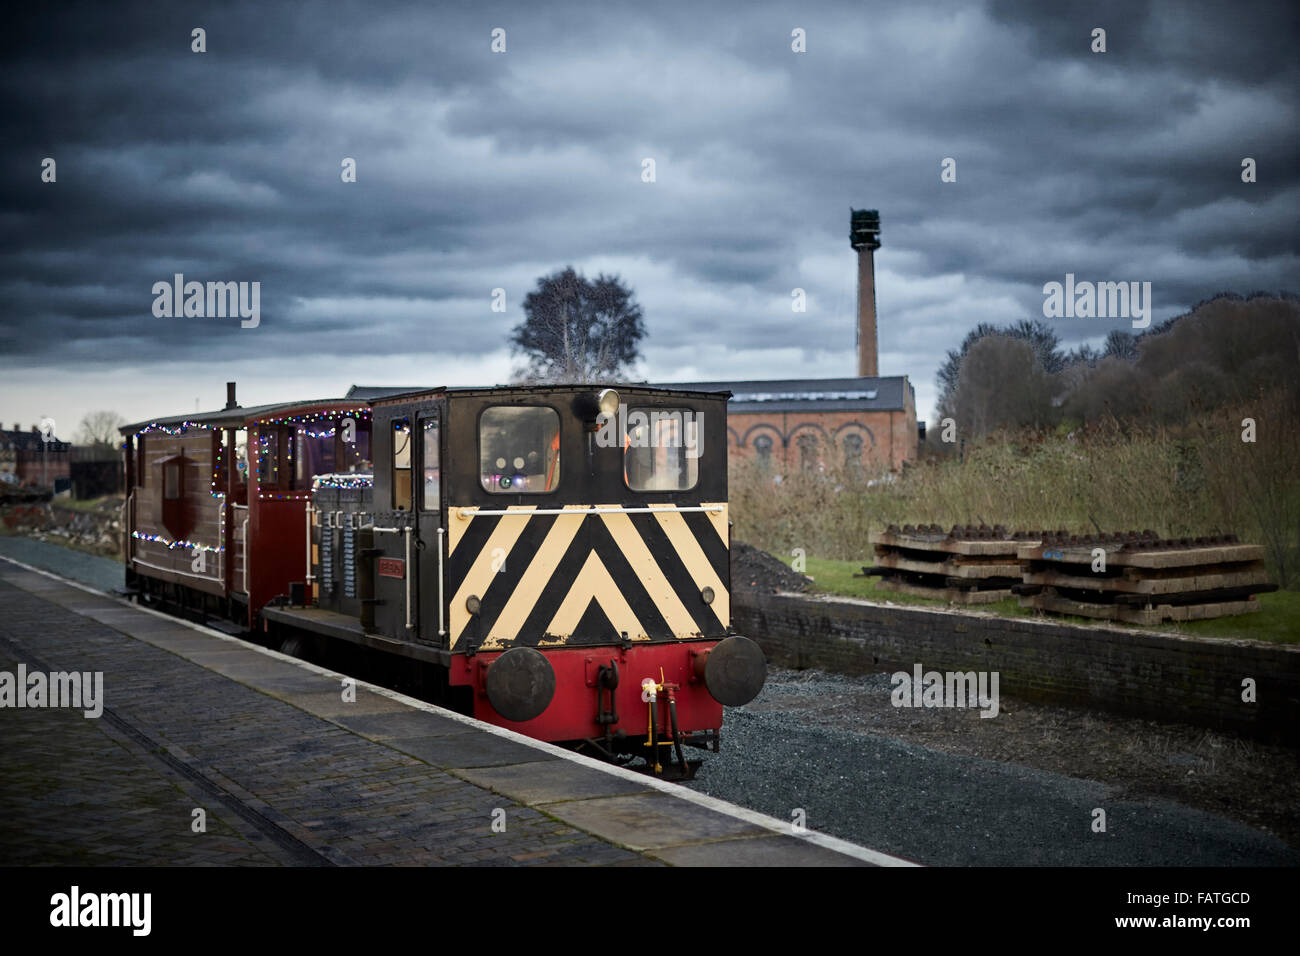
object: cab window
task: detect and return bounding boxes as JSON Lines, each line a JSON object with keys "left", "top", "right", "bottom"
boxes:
{"left": 421, "top": 417, "right": 440, "bottom": 510}
{"left": 624, "top": 407, "right": 700, "bottom": 492}
{"left": 479, "top": 406, "right": 560, "bottom": 494}
{"left": 393, "top": 419, "right": 412, "bottom": 509}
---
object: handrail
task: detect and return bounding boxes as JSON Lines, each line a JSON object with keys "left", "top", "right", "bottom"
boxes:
{"left": 217, "top": 501, "right": 226, "bottom": 589}
{"left": 436, "top": 527, "right": 446, "bottom": 637}
{"left": 454, "top": 505, "right": 725, "bottom": 518}
{"left": 405, "top": 525, "right": 413, "bottom": 631}
{"left": 123, "top": 491, "right": 134, "bottom": 564}
{"left": 305, "top": 502, "right": 314, "bottom": 584}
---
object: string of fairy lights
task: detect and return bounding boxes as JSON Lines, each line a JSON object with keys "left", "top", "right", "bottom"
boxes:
{"left": 131, "top": 530, "right": 224, "bottom": 553}
{"left": 129, "top": 409, "right": 373, "bottom": 545}
{"left": 312, "top": 474, "right": 375, "bottom": 490}
{"left": 253, "top": 408, "right": 370, "bottom": 501}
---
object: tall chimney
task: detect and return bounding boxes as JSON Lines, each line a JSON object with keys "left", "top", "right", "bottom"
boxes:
{"left": 850, "top": 208, "right": 881, "bottom": 378}
{"left": 224, "top": 381, "right": 240, "bottom": 410}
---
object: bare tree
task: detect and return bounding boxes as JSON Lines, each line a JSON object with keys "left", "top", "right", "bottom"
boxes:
{"left": 77, "top": 410, "right": 126, "bottom": 448}
{"left": 947, "top": 336, "right": 1055, "bottom": 438}
{"left": 510, "top": 267, "right": 645, "bottom": 383}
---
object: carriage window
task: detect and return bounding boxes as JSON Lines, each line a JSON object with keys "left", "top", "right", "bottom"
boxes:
{"left": 393, "top": 419, "right": 412, "bottom": 509}
{"left": 624, "top": 407, "right": 700, "bottom": 492}
{"left": 479, "top": 406, "right": 560, "bottom": 494}
{"left": 290, "top": 424, "right": 337, "bottom": 490}
{"left": 257, "top": 429, "right": 279, "bottom": 485}
{"left": 136, "top": 435, "right": 146, "bottom": 488}
{"left": 421, "top": 418, "right": 440, "bottom": 510}
{"left": 212, "top": 432, "right": 225, "bottom": 490}
{"left": 234, "top": 429, "right": 248, "bottom": 486}
{"left": 163, "top": 460, "right": 182, "bottom": 499}
{"left": 338, "top": 417, "right": 372, "bottom": 473}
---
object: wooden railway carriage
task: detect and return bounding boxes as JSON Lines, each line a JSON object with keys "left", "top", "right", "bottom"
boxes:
{"left": 121, "top": 391, "right": 373, "bottom": 626}
{"left": 124, "top": 383, "right": 765, "bottom": 770}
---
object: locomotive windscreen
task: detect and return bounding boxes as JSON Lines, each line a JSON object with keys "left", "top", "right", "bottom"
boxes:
{"left": 623, "top": 407, "right": 700, "bottom": 491}
{"left": 479, "top": 405, "right": 560, "bottom": 493}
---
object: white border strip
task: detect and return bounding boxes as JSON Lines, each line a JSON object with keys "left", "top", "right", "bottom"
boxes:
{"left": 0, "top": 552, "right": 916, "bottom": 867}
{"left": 457, "top": 505, "right": 725, "bottom": 517}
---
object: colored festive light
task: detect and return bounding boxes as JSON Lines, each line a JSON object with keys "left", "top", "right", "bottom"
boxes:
{"left": 248, "top": 409, "right": 371, "bottom": 497}
{"left": 253, "top": 408, "right": 370, "bottom": 427}
{"left": 312, "top": 474, "right": 374, "bottom": 489}
{"left": 133, "top": 420, "right": 214, "bottom": 438}
{"left": 132, "top": 530, "right": 224, "bottom": 553}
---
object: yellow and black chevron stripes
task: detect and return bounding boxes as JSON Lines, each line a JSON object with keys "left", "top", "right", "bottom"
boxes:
{"left": 466, "top": 504, "right": 588, "bottom": 646}
{"left": 647, "top": 505, "right": 730, "bottom": 635}
{"left": 543, "top": 552, "right": 643, "bottom": 646}
{"left": 599, "top": 509, "right": 697, "bottom": 637}
{"left": 446, "top": 504, "right": 730, "bottom": 651}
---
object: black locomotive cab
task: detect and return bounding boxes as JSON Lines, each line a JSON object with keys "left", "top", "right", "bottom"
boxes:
{"left": 348, "top": 385, "right": 733, "bottom": 657}
{"left": 440, "top": 386, "right": 730, "bottom": 653}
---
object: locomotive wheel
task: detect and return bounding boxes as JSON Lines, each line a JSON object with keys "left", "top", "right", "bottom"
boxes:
{"left": 279, "top": 634, "right": 306, "bottom": 658}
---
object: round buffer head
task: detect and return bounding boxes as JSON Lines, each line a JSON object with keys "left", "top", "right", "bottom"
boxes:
{"left": 485, "top": 646, "right": 557, "bottom": 723}
{"left": 703, "top": 635, "right": 767, "bottom": 706}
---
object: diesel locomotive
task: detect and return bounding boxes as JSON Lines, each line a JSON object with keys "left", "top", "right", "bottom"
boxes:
{"left": 120, "top": 382, "right": 766, "bottom": 773}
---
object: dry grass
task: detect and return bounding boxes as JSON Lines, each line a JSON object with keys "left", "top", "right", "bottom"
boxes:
{"left": 730, "top": 391, "right": 1300, "bottom": 588}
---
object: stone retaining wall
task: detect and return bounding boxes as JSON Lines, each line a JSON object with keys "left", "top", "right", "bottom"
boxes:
{"left": 734, "top": 590, "right": 1300, "bottom": 743}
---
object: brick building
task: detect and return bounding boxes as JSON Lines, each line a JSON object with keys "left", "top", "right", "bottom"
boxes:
{"left": 0, "top": 425, "right": 71, "bottom": 490}
{"left": 668, "top": 375, "right": 917, "bottom": 474}
{"left": 666, "top": 209, "right": 920, "bottom": 475}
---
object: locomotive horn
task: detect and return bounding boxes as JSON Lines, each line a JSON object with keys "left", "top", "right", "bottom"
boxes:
{"left": 699, "top": 636, "right": 767, "bottom": 706}
{"left": 484, "top": 647, "right": 556, "bottom": 723}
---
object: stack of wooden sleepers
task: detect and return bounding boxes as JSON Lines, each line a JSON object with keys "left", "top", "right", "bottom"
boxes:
{"left": 864, "top": 524, "right": 1046, "bottom": 604}
{"left": 1014, "top": 530, "right": 1277, "bottom": 625}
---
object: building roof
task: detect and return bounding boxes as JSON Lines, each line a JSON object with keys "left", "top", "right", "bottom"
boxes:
{"left": 0, "top": 429, "right": 69, "bottom": 452}
{"left": 655, "top": 376, "right": 911, "bottom": 413}
{"left": 119, "top": 397, "right": 361, "bottom": 435}
{"left": 345, "top": 385, "right": 429, "bottom": 400}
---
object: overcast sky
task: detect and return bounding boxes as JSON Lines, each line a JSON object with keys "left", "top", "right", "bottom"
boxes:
{"left": 3, "top": 0, "right": 1296, "bottom": 436}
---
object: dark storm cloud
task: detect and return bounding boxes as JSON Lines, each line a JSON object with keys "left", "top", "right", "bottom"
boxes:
{"left": 2, "top": 0, "right": 1296, "bottom": 413}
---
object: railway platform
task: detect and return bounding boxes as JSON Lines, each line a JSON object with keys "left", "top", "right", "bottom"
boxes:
{"left": 0, "top": 559, "right": 903, "bottom": 867}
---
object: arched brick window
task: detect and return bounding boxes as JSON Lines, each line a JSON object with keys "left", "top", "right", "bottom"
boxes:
{"left": 843, "top": 432, "right": 864, "bottom": 469}
{"left": 797, "top": 433, "right": 818, "bottom": 472}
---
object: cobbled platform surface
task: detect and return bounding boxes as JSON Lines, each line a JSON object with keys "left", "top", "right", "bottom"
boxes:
{"left": 0, "top": 562, "right": 888, "bottom": 867}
